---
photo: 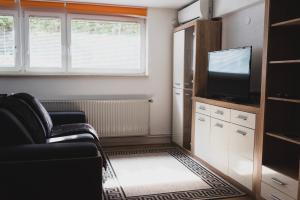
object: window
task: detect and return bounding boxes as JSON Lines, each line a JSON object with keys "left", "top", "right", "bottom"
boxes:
{"left": 69, "top": 15, "right": 146, "bottom": 74}
{"left": 0, "top": 10, "right": 18, "bottom": 69}
{"left": 25, "top": 12, "right": 66, "bottom": 70}
{"left": 0, "top": 9, "right": 147, "bottom": 75}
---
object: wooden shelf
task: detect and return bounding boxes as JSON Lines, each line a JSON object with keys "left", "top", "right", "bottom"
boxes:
{"left": 269, "top": 59, "right": 300, "bottom": 64}
{"left": 272, "top": 18, "right": 300, "bottom": 27}
{"left": 268, "top": 97, "right": 300, "bottom": 104}
{"left": 266, "top": 132, "right": 300, "bottom": 146}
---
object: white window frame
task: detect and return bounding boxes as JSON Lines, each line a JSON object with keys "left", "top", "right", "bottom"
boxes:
{"left": 67, "top": 14, "right": 146, "bottom": 76}
{"left": 24, "top": 11, "right": 67, "bottom": 72}
{"left": 0, "top": 9, "right": 21, "bottom": 71}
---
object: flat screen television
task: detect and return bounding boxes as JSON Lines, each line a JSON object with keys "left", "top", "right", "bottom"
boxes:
{"left": 207, "top": 46, "right": 252, "bottom": 101}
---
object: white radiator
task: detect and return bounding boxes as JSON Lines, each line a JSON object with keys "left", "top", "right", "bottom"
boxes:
{"left": 42, "top": 99, "right": 150, "bottom": 138}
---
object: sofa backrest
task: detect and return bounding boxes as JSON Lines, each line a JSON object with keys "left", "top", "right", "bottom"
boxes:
{"left": 0, "top": 97, "right": 46, "bottom": 144}
{"left": 0, "top": 108, "right": 34, "bottom": 146}
{"left": 12, "top": 93, "right": 53, "bottom": 136}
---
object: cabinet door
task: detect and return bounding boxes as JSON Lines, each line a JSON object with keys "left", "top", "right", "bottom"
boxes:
{"left": 183, "top": 90, "right": 193, "bottom": 150}
{"left": 228, "top": 124, "right": 255, "bottom": 190}
{"left": 172, "top": 88, "right": 184, "bottom": 147}
{"left": 173, "top": 30, "right": 185, "bottom": 89}
{"left": 194, "top": 113, "right": 211, "bottom": 162}
{"left": 210, "top": 118, "right": 230, "bottom": 175}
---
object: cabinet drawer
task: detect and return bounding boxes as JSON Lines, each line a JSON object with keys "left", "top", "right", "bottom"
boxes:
{"left": 262, "top": 166, "right": 298, "bottom": 199}
{"left": 195, "top": 102, "right": 211, "bottom": 116}
{"left": 261, "top": 182, "right": 295, "bottom": 200}
{"left": 230, "top": 124, "right": 254, "bottom": 160}
{"left": 211, "top": 105, "right": 230, "bottom": 122}
{"left": 231, "top": 109, "right": 256, "bottom": 129}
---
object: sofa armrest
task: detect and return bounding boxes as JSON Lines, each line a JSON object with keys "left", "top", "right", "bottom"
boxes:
{"left": 49, "top": 111, "right": 86, "bottom": 126}
{"left": 0, "top": 142, "right": 98, "bottom": 162}
{"left": 0, "top": 143, "right": 103, "bottom": 200}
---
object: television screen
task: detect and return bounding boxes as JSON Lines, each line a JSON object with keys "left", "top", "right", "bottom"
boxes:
{"left": 207, "top": 46, "right": 252, "bottom": 100}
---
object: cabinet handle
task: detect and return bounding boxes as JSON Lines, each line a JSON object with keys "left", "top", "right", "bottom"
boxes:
{"left": 175, "top": 83, "right": 180, "bottom": 86}
{"left": 175, "top": 93, "right": 181, "bottom": 95}
{"left": 271, "top": 177, "right": 286, "bottom": 186}
{"left": 237, "top": 114, "right": 248, "bottom": 120}
{"left": 185, "top": 94, "right": 191, "bottom": 96}
{"left": 271, "top": 195, "right": 282, "bottom": 200}
{"left": 199, "top": 106, "right": 206, "bottom": 110}
{"left": 215, "top": 123, "right": 223, "bottom": 128}
{"left": 198, "top": 117, "right": 205, "bottom": 122}
{"left": 237, "top": 130, "right": 247, "bottom": 136}
{"left": 215, "top": 110, "right": 224, "bottom": 115}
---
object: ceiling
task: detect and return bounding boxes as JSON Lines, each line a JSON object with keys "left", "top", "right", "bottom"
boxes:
{"left": 62, "top": 0, "right": 195, "bottom": 9}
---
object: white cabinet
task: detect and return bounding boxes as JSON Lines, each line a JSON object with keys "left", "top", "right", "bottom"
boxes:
{"left": 210, "top": 105, "right": 231, "bottom": 122}
{"left": 172, "top": 88, "right": 184, "bottom": 147}
{"left": 195, "top": 102, "right": 211, "bottom": 116}
{"left": 194, "top": 113, "right": 211, "bottom": 163}
{"left": 262, "top": 166, "right": 298, "bottom": 199}
{"left": 231, "top": 109, "right": 256, "bottom": 129}
{"left": 173, "top": 30, "right": 185, "bottom": 89}
{"left": 261, "top": 182, "right": 295, "bottom": 200}
{"left": 194, "top": 102, "right": 256, "bottom": 190}
{"left": 228, "top": 124, "right": 254, "bottom": 190}
{"left": 210, "top": 118, "right": 231, "bottom": 175}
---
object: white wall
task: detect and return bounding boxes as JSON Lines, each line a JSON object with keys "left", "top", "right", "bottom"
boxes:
{"left": 217, "top": 2, "right": 265, "bottom": 92}
{"left": 0, "top": 8, "right": 177, "bottom": 136}
{"left": 213, "top": 0, "right": 263, "bottom": 17}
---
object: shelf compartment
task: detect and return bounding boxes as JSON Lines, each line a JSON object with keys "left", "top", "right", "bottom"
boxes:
{"left": 272, "top": 18, "right": 300, "bottom": 27}
{"left": 263, "top": 134, "right": 299, "bottom": 180}
{"left": 265, "top": 101, "right": 300, "bottom": 139}
{"left": 266, "top": 132, "right": 300, "bottom": 146}
{"left": 268, "top": 27, "right": 300, "bottom": 61}
{"left": 268, "top": 97, "right": 300, "bottom": 104}
{"left": 270, "top": 0, "right": 300, "bottom": 25}
{"left": 267, "top": 64, "right": 300, "bottom": 99}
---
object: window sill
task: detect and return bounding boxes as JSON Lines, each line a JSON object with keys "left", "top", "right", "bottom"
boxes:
{"left": 0, "top": 72, "right": 149, "bottom": 77}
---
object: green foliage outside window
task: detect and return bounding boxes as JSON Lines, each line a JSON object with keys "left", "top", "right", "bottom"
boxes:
{"left": 0, "top": 16, "right": 14, "bottom": 32}
{"left": 71, "top": 19, "right": 140, "bottom": 35}
{"left": 29, "top": 17, "right": 61, "bottom": 33}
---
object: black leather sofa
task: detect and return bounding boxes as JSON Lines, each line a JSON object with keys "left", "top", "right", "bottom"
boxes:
{"left": 0, "top": 94, "right": 104, "bottom": 200}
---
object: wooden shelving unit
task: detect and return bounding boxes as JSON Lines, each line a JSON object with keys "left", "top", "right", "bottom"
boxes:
{"left": 259, "top": 0, "right": 300, "bottom": 199}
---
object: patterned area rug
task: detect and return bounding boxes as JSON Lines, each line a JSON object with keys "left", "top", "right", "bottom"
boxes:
{"left": 103, "top": 147, "right": 245, "bottom": 200}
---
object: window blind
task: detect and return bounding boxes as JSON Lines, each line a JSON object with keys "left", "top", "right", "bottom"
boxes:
{"left": 0, "top": 15, "right": 15, "bottom": 67}
{"left": 0, "top": 0, "right": 16, "bottom": 8}
{"left": 66, "top": 3, "right": 147, "bottom": 17}
{"left": 20, "top": 0, "right": 147, "bottom": 17}
{"left": 69, "top": 16, "right": 144, "bottom": 74}
{"left": 20, "top": 0, "right": 65, "bottom": 9}
{"left": 27, "top": 15, "right": 63, "bottom": 69}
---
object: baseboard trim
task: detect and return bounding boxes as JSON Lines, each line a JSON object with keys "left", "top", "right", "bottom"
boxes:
{"left": 102, "top": 135, "right": 171, "bottom": 147}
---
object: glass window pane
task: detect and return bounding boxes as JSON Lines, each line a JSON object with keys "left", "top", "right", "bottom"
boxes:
{"left": 0, "top": 15, "right": 15, "bottom": 67}
{"left": 71, "top": 19, "right": 141, "bottom": 72}
{"left": 29, "top": 16, "right": 62, "bottom": 68}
